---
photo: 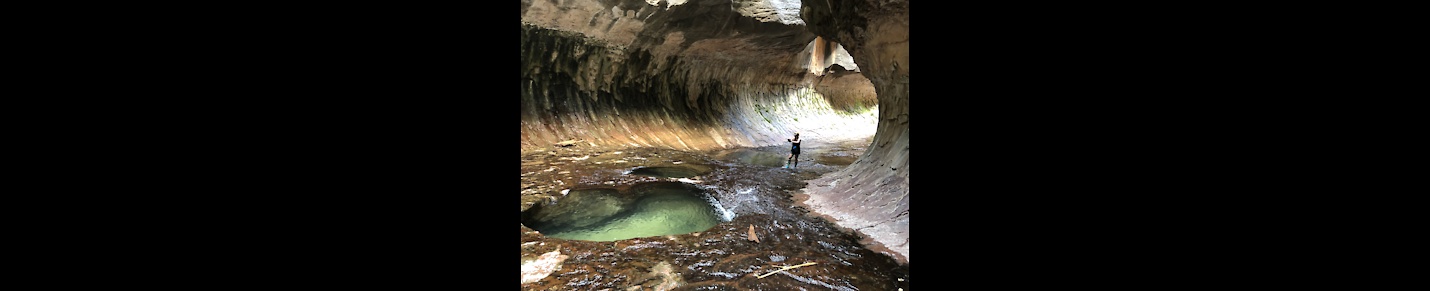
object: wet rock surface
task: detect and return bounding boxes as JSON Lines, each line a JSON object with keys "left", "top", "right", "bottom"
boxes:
{"left": 628, "top": 166, "right": 712, "bottom": 178}
{"left": 520, "top": 137, "right": 906, "bottom": 290}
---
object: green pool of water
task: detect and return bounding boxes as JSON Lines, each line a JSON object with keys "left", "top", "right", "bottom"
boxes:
{"left": 521, "top": 182, "right": 723, "bottom": 241}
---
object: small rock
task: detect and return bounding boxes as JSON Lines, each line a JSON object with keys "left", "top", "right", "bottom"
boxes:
{"left": 747, "top": 225, "right": 760, "bottom": 243}
{"left": 520, "top": 248, "right": 568, "bottom": 284}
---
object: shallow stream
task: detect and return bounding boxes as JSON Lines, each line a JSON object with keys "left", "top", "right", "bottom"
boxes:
{"left": 519, "top": 136, "right": 907, "bottom": 290}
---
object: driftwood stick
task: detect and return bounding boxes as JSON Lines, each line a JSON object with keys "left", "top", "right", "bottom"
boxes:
{"left": 756, "top": 262, "right": 817, "bottom": 279}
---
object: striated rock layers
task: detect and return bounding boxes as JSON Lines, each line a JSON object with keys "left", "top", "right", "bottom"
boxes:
{"left": 520, "top": 0, "right": 906, "bottom": 264}
{"left": 520, "top": 0, "right": 877, "bottom": 153}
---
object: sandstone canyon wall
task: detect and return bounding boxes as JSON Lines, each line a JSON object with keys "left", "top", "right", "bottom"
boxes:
{"left": 520, "top": 0, "right": 908, "bottom": 264}
{"left": 798, "top": 0, "right": 910, "bottom": 264}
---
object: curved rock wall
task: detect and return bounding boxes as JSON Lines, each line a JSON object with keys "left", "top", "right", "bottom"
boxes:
{"left": 520, "top": 0, "right": 879, "bottom": 153}
{"left": 798, "top": 0, "right": 910, "bottom": 264}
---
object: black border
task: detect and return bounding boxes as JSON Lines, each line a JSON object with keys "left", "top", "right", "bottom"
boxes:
{"left": 96, "top": 3, "right": 502, "bottom": 288}
{"left": 67, "top": 1, "right": 1383, "bottom": 288}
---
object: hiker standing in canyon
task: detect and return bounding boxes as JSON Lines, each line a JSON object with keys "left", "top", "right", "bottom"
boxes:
{"left": 785, "top": 132, "right": 801, "bottom": 169}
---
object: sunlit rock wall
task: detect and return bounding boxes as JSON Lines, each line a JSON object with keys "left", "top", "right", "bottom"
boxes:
{"left": 799, "top": 0, "right": 910, "bottom": 264}
{"left": 520, "top": 0, "right": 878, "bottom": 153}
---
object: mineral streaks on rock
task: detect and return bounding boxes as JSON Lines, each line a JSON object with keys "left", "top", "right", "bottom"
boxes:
{"left": 519, "top": 22, "right": 877, "bottom": 153}
{"left": 520, "top": 247, "right": 570, "bottom": 284}
{"left": 801, "top": 36, "right": 860, "bottom": 75}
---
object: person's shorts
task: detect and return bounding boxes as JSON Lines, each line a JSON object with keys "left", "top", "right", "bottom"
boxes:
{"left": 791, "top": 149, "right": 800, "bottom": 155}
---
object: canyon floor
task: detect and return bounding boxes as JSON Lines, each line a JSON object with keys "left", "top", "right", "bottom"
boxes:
{"left": 520, "top": 135, "right": 908, "bottom": 290}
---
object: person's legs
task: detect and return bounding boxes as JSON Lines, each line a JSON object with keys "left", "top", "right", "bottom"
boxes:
{"left": 792, "top": 154, "right": 799, "bottom": 168}
{"left": 785, "top": 153, "right": 794, "bottom": 168}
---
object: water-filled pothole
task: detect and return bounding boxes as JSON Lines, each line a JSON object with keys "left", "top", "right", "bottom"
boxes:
{"left": 521, "top": 182, "right": 729, "bottom": 241}
{"left": 626, "top": 166, "right": 711, "bottom": 178}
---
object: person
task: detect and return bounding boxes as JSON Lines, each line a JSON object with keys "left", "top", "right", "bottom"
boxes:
{"left": 785, "top": 133, "right": 801, "bottom": 169}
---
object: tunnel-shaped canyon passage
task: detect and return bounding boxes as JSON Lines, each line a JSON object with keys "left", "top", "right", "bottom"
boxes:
{"left": 521, "top": 0, "right": 908, "bottom": 289}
